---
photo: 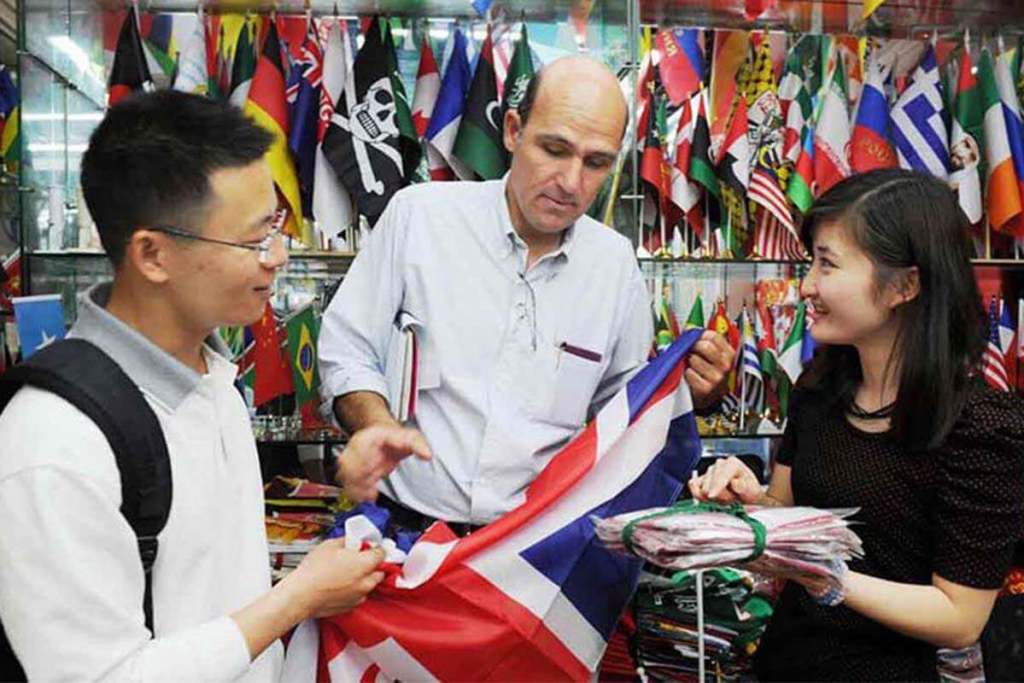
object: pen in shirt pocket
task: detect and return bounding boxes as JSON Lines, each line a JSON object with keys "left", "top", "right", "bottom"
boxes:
{"left": 558, "top": 341, "right": 603, "bottom": 364}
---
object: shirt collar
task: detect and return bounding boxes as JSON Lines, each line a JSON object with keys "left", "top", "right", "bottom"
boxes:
{"left": 496, "top": 173, "right": 578, "bottom": 264}
{"left": 70, "top": 283, "right": 237, "bottom": 411}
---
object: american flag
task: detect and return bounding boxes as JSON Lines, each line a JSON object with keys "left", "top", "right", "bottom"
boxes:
{"left": 282, "top": 330, "right": 705, "bottom": 681}
{"left": 753, "top": 211, "right": 805, "bottom": 261}
{"left": 983, "top": 296, "right": 1010, "bottom": 392}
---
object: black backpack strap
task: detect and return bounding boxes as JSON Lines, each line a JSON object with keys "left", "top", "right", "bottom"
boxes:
{"left": 0, "top": 338, "right": 172, "bottom": 634}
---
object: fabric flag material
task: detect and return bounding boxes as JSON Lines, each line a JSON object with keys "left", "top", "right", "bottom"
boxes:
{"left": 656, "top": 29, "right": 702, "bottom": 107}
{"left": 979, "top": 49, "right": 1024, "bottom": 234}
{"left": 995, "top": 48, "right": 1024, "bottom": 234}
{"left": 288, "top": 24, "right": 323, "bottom": 219}
{"left": 779, "top": 46, "right": 812, "bottom": 167}
{"left": 640, "top": 84, "right": 672, "bottom": 253}
{"left": 0, "top": 66, "right": 18, "bottom": 165}
{"left": 670, "top": 92, "right": 703, "bottom": 235}
{"left": 12, "top": 295, "right": 65, "bottom": 360}
{"left": 502, "top": 23, "right": 535, "bottom": 116}
{"left": 173, "top": 12, "right": 209, "bottom": 95}
{"left": 779, "top": 301, "right": 807, "bottom": 383}
{"left": 850, "top": 48, "right": 897, "bottom": 173}
{"left": 950, "top": 40, "right": 984, "bottom": 224}
{"left": 244, "top": 20, "right": 308, "bottom": 245}
{"left": 425, "top": 29, "right": 473, "bottom": 181}
{"left": 787, "top": 125, "right": 815, "bottom": 214}
{"left": 685, "top": 295, "right": 705, "bottom": 329}
{"left": 814, "top": 59, "right": 851, "bottom": 195}
{"left": 998, "top": 298, "right": 1017, "bottom": 390}
{"left": 689, "top": 90, "right": 720, "bottom": 203}
{"left": 983, "top": 297, "right": 1011, "bottom": 392}
{"left": 251, "top": 302, "right": 294, "bottom": 406}
{"left": 453, "top": 28, "right": 507, "bottom": 180}
{"left": 284, "top": 330, "right": 705, "bottom": 681}
{"left": 323, "top": 17, "right": 406, "bottom": 226}
{"left": 717, "top": 95, "right": 750, "bottom": 193}
{"left": 285, "top": 306, "right": 321, "bottom": 417}
{"left": 739, "top": 307, "right": 762, "bottom": 412}
{"left": 228, "top": 17, "right": 257, "bottom": 107}
{"left": 382, "top": 20, "right": 422, "bottom": 183}
{"left": 891, "top": 44, "right": 950, "bottom": 179}
{"left": 313, "top": 19, "right": 353, "bottom": 249}
{"left": 755, "top": 303, "right": 778, "bottom": 382}
{"left": 108, "top": 6, "right": 153, "bottom": 106}
{"left": 411, "top": 36, "right": 441, "bottom": 137}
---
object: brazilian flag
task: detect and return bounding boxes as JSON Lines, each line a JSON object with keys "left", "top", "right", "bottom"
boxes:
{"left": 285, "top": 306, "right": 321, "bottom": 407}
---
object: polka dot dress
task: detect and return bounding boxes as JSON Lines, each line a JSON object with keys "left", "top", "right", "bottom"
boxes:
{"left": 753, "top": 379, "right": 1024, "bottom": 682}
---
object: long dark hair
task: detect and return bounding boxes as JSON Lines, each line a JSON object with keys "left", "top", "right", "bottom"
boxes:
{"left": 797, "top": 169, "right": 985, "bottom": 451}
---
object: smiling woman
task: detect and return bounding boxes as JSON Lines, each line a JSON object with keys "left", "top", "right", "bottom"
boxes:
{"left": 690, "top": 169, "right": 1024, "bottom": 681}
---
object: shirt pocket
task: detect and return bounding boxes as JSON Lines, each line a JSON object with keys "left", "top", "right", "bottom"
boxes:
{"left": 546, "top": 347, "right": 605, "bottom": 428}
{"left": 384, "top": 311, "right": 441, "bottom": 421}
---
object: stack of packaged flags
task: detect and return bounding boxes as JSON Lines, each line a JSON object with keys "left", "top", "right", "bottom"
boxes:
{"left": 596, "top": 501, "right": 863, "bottom": 593}
{"left": 633, "top": 568, "right": 774, "bottom": 682}
{"left": 264, "top": 476, "right": 349, "bottom": 581}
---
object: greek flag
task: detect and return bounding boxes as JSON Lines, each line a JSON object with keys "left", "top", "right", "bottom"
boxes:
{"left": 890, "top": 44, "right": 949, "bottom": 179}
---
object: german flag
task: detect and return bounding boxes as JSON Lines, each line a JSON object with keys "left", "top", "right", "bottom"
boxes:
{"left": 243, "top": 19, "right": 309, "bottom": 245}
{"left": 108, "top": 6, "right": 153, "bottom": 106}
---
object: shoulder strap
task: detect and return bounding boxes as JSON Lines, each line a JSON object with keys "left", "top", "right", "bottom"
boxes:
{"left": 0, "top": 339, "right": 172, "bottom": 634}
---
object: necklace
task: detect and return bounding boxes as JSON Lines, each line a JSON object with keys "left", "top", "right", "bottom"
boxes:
{"left": 846, "top": 399, "right": 895, "bottom": 420}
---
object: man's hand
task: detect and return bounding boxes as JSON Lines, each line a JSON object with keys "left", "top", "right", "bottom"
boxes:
{"left": 685, "top": 330, "right": 735, "bottom": 409}
{"left": 336, "top": 424, "right": 432, "bottom": 502}
{"left": 282, "top": 540, "right": 387, "bottom": 619}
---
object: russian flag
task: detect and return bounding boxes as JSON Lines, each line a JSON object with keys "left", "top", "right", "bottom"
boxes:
{"left": 425, "top": 29, "right": 473, "bottom": 181}
{"left": 850, "top": 52, "right": 896, "bottom": 173}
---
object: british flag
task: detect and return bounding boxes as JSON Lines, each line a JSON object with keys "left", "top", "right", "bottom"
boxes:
{"left": 282, "top": 330, "right": 705, "bottom": 681}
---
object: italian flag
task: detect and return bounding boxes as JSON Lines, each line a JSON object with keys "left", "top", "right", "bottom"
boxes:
{"left": 779, "top": 301, "right": 807, "bottom": 383}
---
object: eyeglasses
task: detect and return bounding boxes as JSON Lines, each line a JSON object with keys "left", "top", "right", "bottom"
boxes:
{"left": 150, "top": 224, "right": 284, "bottom": 264}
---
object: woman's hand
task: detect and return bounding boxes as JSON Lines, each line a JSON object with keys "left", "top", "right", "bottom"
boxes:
{"left": 688, "top": 455, "right": 763, "bottom": 504}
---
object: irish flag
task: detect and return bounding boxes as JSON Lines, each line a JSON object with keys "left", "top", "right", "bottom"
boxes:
{"left": 979, "top": 49, "right": 1023, "bottom": 234}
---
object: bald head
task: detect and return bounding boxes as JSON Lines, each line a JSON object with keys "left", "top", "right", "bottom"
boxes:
{"left": 517, "top": 56, "right": 628, "bottom": 140}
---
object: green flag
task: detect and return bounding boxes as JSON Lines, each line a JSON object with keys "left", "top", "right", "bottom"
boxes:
{"left": 502, "top": 23, "right": 535, "bottom": 115}
{"left": 285, "top": 306, "right": 321, "bottom": 407}
{"left": 228, "top": 18, "right": 256, "bottom": 107}
{"left": 382, "top": 19, "right": 424, "bottom": 183}
{"left": 453, "top": 29, "right": 507, "bottom": 180}
{"left": 779, "top": 301, "right": 806, "bottom": 383}
{"left": 684, "top": 295, "right": 705, "bottom": 329}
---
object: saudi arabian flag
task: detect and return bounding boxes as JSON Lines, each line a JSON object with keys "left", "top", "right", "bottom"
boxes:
{"left": 285, "top": 306, "right": 321, "bottom": 407}
{"left": 684, "top": 295, "right": 705, "bottom": 329}
{"left": 502, "top": 22, "right": 535, "bottom": 114}
{"left": 779, "top": 301, "right": 807, "bottom": 383}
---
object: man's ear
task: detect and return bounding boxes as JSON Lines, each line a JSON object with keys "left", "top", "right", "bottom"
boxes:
{"left": 124, "top": 229, "right": 173, "bottom": 285}
{"left": 503, "top": 108, "right": 523, "bottom": 154}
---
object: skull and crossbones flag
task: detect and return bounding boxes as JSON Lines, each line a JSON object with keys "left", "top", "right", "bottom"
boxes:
{"left": 322, "top": 17, "right": 406, "bottom": 226}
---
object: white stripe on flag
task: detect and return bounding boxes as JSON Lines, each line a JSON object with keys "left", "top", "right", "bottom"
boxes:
{"left": 595, "top": 390, "right": 630, "bottom": 463}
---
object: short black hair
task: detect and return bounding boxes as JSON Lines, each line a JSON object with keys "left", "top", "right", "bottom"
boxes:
{"left": 80, "top": 90, "right": 274, "bottom": 266}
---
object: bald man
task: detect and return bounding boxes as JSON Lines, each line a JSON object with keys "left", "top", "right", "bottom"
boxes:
{"left": 318, "top": 57, "right": 734, "bottom": 531}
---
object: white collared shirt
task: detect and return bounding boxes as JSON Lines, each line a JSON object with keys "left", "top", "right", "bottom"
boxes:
{"left": 0, "top": 284, "right": 281, "bottom": 681}
{"left": 319, "top": 177, "right": 653, "bottom": 524}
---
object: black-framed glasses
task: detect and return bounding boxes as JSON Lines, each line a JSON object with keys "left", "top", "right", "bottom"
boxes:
{"left": 150, "top": 224, "right": 284, "bottom": 264}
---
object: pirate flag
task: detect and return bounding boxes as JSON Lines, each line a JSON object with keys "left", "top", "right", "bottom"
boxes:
{"left": 322, "top": 17, "right": 405, "bottom": 226}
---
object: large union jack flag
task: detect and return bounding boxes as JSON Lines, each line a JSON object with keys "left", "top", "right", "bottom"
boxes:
{"left": 283, "top": 330, "right": 705, "bottom": 682}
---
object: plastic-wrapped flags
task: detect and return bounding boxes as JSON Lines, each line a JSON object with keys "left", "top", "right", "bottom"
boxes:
{"left": 595, "top": 500, "right": 863, "bottom": 593}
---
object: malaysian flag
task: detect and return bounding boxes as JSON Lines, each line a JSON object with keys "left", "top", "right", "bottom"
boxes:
{"left": 282, "top": 330, "right": 705, "bottom": 680}
{"left": 753, "top": 212, "right": 805, "bottom": 261}
{"left": 983, "top": 296, "right": 1010, "bottom": 392}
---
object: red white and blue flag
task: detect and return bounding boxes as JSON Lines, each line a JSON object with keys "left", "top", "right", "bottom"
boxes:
{"left": 283, "top": 330, "right": 705, "bottom": 681}
{"left": 983, "top": 296, "right": 1011, "bottom": 392}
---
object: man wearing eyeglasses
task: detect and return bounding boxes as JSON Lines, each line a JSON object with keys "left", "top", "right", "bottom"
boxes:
{"left": 319, "top": 57, "right": 735, "bottom": 535}
{"left": 0, "top": 91, "right": 386, "bottom": 681}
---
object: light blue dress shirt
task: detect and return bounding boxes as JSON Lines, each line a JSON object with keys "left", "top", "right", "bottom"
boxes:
{"left": 319, "top": 177, "right": 653, "bottom": 524}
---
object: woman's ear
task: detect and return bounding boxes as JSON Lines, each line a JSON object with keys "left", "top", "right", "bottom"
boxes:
{"left": 891, "top": 266, "right": 920, "bottom": 308}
